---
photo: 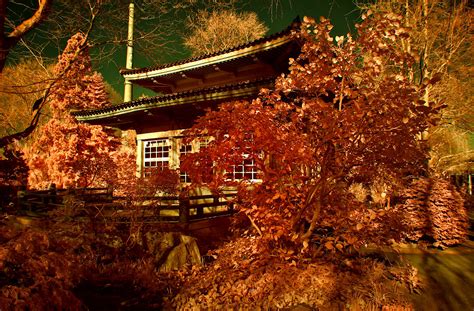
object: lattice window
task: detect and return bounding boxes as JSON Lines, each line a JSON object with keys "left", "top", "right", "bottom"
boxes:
{"left": 230, "top": 157, "right": 259, "bottom": 181}
{"left": 228, "top": 133, "right": 260, "bottom": 181}
{"left": 179, "top": 143, "right": 192, "bottom": 183}
{"left": 199, "top": 137, "right": 211, "bottom": 149}
{"left": 143, "top": 139, "right": 170, "bottom": 173}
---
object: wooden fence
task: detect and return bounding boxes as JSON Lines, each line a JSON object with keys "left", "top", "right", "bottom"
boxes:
{"left": 18, "top": 187, "right": 114, "bottom": 210}
{"left": 17, "top": 187, "right": 235, "bottom": 223}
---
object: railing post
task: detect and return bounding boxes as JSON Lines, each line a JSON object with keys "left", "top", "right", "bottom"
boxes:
{"left": 107, "top": 185, "right": 114, "bottom": 201}
{"left": 48, "top": 183, "right": 57, "bottom": 205}
{"left": 179, "top": 196, "right": 190, "bottom": 223}
{"left": 17, "top": 187, "right": 26, "bottom": 210}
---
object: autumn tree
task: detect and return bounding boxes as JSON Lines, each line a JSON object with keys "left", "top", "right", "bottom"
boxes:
{"left": 359, "top": 0, "right": 473, "bottom": 175}
{"left": 22, "top": 33, "right": 121, "bottom": 189}
{"left": 183, "top": 9, "right": 268, "bottom": 56}
{"left": 0, "top": 58, "right": 126, "bottom": 190}
{"left": 0, "top": 0, "right": 240, "bottom": 149}
{"left": 182, "top": 14, "right": 441, "bottom": 253}
{"left": 0, "top": 59, "right": 52, "bottom": 139}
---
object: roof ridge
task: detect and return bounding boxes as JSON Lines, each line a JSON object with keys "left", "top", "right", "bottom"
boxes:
{"left": 120, "top": 19, "right": 301, "bottom": 76}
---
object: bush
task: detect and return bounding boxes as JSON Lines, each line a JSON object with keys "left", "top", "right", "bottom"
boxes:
{"left": 399, "top": 178, "right": 469, "bottom": 247}
{"left": 0, "top": 225, "right": 85, "bottom": 310}
{"left": 171, "top": 236, "right": 416, "bottom": 309}
{"left": 349, "top": 183, "right": 369, "bottom": 203}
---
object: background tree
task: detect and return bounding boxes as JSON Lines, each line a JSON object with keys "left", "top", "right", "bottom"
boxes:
{"left": 182, "top": 14, "right": 441, "bottom": 252}
{"left": 359, "top": 0, "right": 473, "bottom": 175}
{"left": 183, "top": 9, "right": 268, "bottom": 56}
{"left": 0, "top": 0, "right": 240, "bottom": 148}
{"left": 0, "top": 59, "right": 52, "bottom": 139}
{"left": 22, "top": 33, "right": 120, "bottom": 189}
{"left": 0, "top": 59, "right": 51, "bottom": 189}
{"left": 0, "top": 1, "right": 99, "bottom": 149}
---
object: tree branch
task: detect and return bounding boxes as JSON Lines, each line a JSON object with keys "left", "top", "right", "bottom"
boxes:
{"left": 7, "top": 0, "right": 52, "bottom": 41}
{"left": 247, "top": 214, "right": 263, "bottom": 236}
{"left": 0, "top": 2, "right": 99, "bottom": 148}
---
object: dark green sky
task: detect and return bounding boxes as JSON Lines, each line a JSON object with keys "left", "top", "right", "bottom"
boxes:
{"left": 100, "top": 0, "right": 361, "bottom": 99}
{"left": 251, "top": 0, "right": 359, "bottom": 35}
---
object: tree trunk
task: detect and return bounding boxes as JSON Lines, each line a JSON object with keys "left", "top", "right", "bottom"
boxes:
{"left": 0, "top": 42, "right": 10, "bottom": 72}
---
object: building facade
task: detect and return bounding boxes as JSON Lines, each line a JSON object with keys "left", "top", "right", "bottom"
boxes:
{"left": 73, "top": 22, "right": 301, "bottom": 181}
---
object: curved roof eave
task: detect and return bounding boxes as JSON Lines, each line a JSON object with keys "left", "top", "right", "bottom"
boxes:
{"left": 120, "top": 20, "right": 301, "bottom": 80}
{"left": 73, "top": 78, "right": 273, "bottom": 122}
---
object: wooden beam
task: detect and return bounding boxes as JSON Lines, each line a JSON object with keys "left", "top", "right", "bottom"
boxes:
{"left": 150, "top": 77, "right": 177, "bottom": 92}
{"left": 212, "top": 64, "right": 236, "bottom": 77}
{"left": 182, "top": 71, "right": 204, "bottom": 80}
{"left": 180, "top": 72, "right": 205, "bottom": 86}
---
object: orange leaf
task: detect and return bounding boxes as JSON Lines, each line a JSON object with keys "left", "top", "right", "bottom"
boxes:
{"left": 324, "top": 242, "right": 334, "bottom": 250}
{"left": 303, "top": 240, "right": 309, "bottom": 249}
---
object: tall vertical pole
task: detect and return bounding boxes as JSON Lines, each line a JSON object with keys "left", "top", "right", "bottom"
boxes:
{"left": 468, "top": 173, "right": 472, "bottom": 196}
{"left": 124, "top": 0, "right": 134, "bottom": 102}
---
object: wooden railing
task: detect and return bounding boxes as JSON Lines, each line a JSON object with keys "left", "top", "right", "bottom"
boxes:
{"left": 17, "top": 187, "right": 113, "bottom": 210}
{"left": 130, "top": 193, "right": 236, "bottom": 223}
{"left": 17, "top": 188, "right": 236, "bottom": 223}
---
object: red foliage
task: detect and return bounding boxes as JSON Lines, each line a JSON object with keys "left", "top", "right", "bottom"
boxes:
{"left": 182, "top": 14, "right": 442, "bottom": 253}
{"left": 22, "top": 33, "right": 128, "bottom": 189}
{"left": 0, "top": 147, "right": 27, "bottom": 187}
{"left": 399, "top": 178, "right": 469, "bottom": 247}
{"left": 142, "top": 168, "right": 180, "bottom": 196}
{"left": 171, "top": 236, "right": 416, "bottom": 309}
{"left": 50, "top": 33, "right": 108, "bottom": 112}
{"left": 0, "top": 225, "right": 85, "bottom": 310}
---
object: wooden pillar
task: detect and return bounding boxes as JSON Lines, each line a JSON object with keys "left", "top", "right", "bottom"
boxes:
{"left": 47, "top": 183, "right": 56, "bottom": 205}
{"left": 179, "top": 196, "right": 190, "bottom": 223}
{"left": 17, "top": 187, "right": 26, "bottom": 210}
{"left": 468, "top": 174, "right": 472, "bottom": 196}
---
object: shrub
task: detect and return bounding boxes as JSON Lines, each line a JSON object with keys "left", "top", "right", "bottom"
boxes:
{"left": 349, "top": 183, "right": 369, "bottom": 203}
{"left": 0, "top": 226, "right": 85, "bottom": 310}
{"left": 171, "top": 236, "right": 416, "bottom": 309}
{"left": 399, "top": 178, "right": 469, "bottom": 247}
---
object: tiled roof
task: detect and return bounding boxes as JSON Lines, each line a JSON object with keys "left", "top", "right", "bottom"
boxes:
{"left": 72, "top": 77, "right": 274, "bottom": 121}
{"left": 120, "top": 19, "right": 300, "bottom": 76}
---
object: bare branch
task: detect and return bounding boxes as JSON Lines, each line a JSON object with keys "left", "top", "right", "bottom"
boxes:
{"left": 7, "top": 0, "right": 52, "bottom": 41}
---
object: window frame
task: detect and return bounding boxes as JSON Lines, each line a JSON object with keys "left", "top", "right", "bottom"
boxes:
{"left": 143, "top": 138, "right": 171, "bottom": 173}
{"left": 179, "top": 142, "right": 193, "bottom": 183}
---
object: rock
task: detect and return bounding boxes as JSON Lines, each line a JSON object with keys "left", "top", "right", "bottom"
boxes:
{"left": 159, "top": 235, "right": 202, "bottom": 272}
{"left": 144, "top": 232, "right": 202, "bottom": 272}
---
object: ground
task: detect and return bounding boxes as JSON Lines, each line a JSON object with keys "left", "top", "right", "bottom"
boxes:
{"left": 405, "top": 243, "right": 474, "bottom": 310}
{"left": 1, "top": 209, "right": 473, "bottom": 310}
